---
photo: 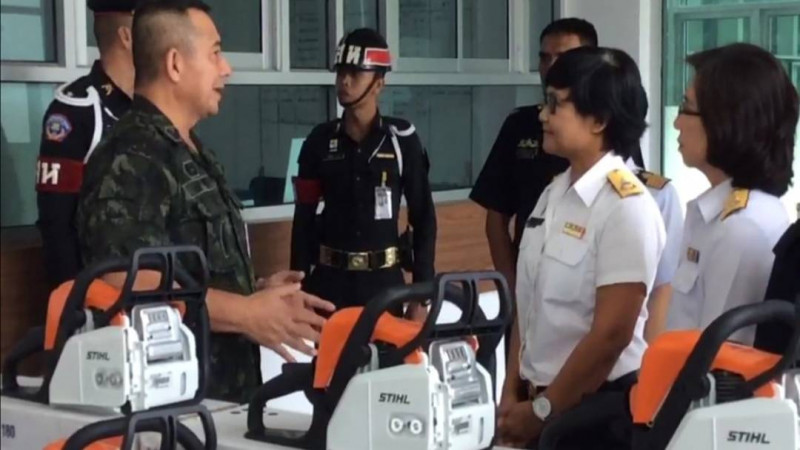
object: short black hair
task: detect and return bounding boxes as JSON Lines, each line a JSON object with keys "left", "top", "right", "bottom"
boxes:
{"left": 688, "top": 43, "right": 797, "bottom": 196}
{"left": 132, "top": 0, "right": 211, "bottom": 87}
{"left": 540, "top": 18, "right": 598, "bottom": 47}
{"left": 545, "top": 46, "right": 648, "bottom": 162}
{"left": 94, "top": 14, "right": 132, "bottom": 54}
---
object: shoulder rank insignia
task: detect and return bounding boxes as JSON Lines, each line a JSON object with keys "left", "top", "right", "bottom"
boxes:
{"left": 721, "top": 188, "right": 750, "bottom": 221}
{"left": 607, "top": 169, "right": 643, "bottom": 198}
{"left": 637, "top": 170, "right": 670, "bottom": 190}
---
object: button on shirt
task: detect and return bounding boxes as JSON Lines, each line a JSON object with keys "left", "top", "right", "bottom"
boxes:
{"left": 667, "top": 179, "right": 790, "bottom": 344}
{"left": 516, "top": 152, "right": 666, "bottom": 386}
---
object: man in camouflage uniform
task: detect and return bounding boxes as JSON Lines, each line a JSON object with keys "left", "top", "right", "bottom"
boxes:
{"left": 76, "top": 0, "right": 334, "bottom": 403}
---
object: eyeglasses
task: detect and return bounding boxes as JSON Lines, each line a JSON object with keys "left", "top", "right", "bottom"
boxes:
{"left": 678, "top": 99, "right": 701, "bottom": 117}
{"left": 545, "top": 92, "right": 571, "bottom": 114}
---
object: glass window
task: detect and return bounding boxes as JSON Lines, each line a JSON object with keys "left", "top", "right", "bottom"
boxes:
{"left": 399, "top": 0, "right": 457, "bottom": 58}
{"left": 1, "top": 0, "right": 56, "bottom": 62}
{"left": 207, "top": 0, "right": 262, "bottom": 53}
{"left": 194, "top": 85, "right": 332, "bottom": 207}
{"left": 344, "top": 0, "right": 378, "bottom": 33}
{"left": 1, "top": 82, "right": 56, "bottom": 227}
{"left": 769, "top": 13, "right": 800, "bottom": 88}
{"left": 88, "top": 1, "right": 262, "bottom": 53}
{"left": 530, "top": 0, "right": 554, "bottom": 71}
{"left": 290, "top": 0, "right": 329, "bottom": 69}
{"left": 662, "top": 1, "right": 800, "bottom": 220}
{"left": 462, "top": 0, "right": 508, "bottom": 59}
{"left": 379, "top": 85, "right": 541, "bottom": 190}
{"left": 673, "top": 0, "right": 791, "bottom": 5}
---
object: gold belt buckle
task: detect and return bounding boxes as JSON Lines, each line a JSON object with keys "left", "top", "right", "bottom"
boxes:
{"left": 347, "top": 252, "right": 370, "bottom": 271}
{"left": 381, "top": 247, "right": 398, "bottom": 268}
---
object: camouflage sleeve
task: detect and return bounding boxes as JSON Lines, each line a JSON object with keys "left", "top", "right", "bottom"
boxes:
{"left": 77, "top": 152, "right": 176, "bottom": 266}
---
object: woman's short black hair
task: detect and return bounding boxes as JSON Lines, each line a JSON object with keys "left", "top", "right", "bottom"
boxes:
{"left": 688, "top": 43, "right": 798, "bottom": 196}
{"left": 544, "top": 46, "right": 648, "bottom": 164}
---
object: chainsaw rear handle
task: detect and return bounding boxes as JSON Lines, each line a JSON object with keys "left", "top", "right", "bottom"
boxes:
{"left": 245, "top": 363, "right": 322, "bottom": 448}
{"left": 647, "top": 298, "right": 799, "bottom": 450}
{"left": 61, "top": 403, "right": 216, "bottom": 450}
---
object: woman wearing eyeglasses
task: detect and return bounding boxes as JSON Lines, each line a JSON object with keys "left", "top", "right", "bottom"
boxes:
{"left": 497, "top": 46, "right": 666, "bottom": 449}
{"left": 666, "top": 43, "right": 797, "bottom": 344}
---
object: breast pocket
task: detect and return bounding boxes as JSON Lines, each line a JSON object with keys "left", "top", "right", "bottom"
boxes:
{"left": 319, "top": 154, "right": 349, "bottom": 198}
{"left": 189, "top": 193, "right": 239, "bottom": 275}
{"left": 672, "top": 261, "right": 700, "bottom": 295}
{"left": 542, "top": 235, "right": 591, "bottom": 301}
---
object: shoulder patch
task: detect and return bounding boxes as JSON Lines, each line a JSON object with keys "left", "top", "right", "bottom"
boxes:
{"left": 636, "top": 170, "right": 670, "bottom": 190}
{"left": 721, "top": 188, "right": 750, "bottom": 221}
{"left": 44, "top": 114, "right": 73, "bottom": 142}
{"left": 607, "top": 169, "right": 643, "bottom": 198}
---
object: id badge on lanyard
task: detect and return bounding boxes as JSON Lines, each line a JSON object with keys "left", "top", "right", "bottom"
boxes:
{"left": 375, "top": 171, "right": 392, "bottom": 220}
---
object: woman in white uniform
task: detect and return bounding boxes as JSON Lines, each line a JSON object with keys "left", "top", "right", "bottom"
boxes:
{"left": 497, "top": 46, "right": 666, "bottom": 449}
{"left": 667, "top": 43, "right": 797, "bottom": 345}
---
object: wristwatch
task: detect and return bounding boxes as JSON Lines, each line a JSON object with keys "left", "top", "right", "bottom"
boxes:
{"left": 532, "top": 394, "right": 552, "bottom": 422}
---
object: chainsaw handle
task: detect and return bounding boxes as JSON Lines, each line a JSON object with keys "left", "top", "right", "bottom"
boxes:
{"left": 412, "top": 272, "right": 513, "bottom": 363}
{"left": 245, "top": 363, "right": 325, "bottom": 449}
{"left": 61, "top": 404, "right": 215, "bottom": 450}
{"left": 1, "top": 326, "right": 45, "bottom": 395}
{"left": 649, "top": 299, "right": 799, "bottom": 450}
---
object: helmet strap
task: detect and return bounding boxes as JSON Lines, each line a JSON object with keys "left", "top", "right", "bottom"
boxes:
{"left": 340, "top": 71, "right": 381, "bottom": 109}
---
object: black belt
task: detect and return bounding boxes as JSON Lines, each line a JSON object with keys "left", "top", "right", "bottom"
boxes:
{"left": 524, "top": 371, "right": 639, "bottom": 399}
{"left": 319, "top": 245, "right": 399, "bottom": 271}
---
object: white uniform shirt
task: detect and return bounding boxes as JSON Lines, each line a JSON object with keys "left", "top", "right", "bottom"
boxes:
{"left": 625, "top": 159, "right": 685, "bottom": 288}
{"left": 516, "top": 152, "right": 666, "bottom": 386}
{"left": 666, "top": 179, "right": 790, "bottom": 344}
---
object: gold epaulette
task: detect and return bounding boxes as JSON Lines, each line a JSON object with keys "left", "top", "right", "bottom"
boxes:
{"left": 721, "top": 188, "right": 750, "bottom": 221}
{"left": 608, "top": 169, "right": 643, "bottom": 198}
{"left": 637, "top": 170, "right": 670, "bottom": 190}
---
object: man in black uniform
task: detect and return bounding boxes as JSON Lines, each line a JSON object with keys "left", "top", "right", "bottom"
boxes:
{"left": 36, "top": 0, "right": 137, "bottom": 288}
{"left": 469, "top": 18, "right": 598, "bottom": 294}
{"left": 754, "top": 217, "right": 800, "bottom": 358}
{"left": 290, "top": 28, "right": 436, "bottom": 321}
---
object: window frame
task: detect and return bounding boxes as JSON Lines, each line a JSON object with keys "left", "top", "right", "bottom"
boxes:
{"left": 1, "top": 0, "right": 554, "bottom": 226}
{"left": 661, "top": 0, "right": 800, "bottom": 171}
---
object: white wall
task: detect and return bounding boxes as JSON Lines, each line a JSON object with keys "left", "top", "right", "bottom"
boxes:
{"left": 559, "top": 0, "right": 663, "bottom": 173}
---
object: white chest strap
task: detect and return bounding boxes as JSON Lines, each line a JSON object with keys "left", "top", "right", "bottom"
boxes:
{"left": 54, "top": 84, "right": 104, "bottom": 162}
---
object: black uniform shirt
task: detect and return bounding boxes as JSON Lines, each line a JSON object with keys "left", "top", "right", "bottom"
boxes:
{"left": 469, "top": 105, "right": 569, "bottom": 249}
{"left": 36, "top": 60, "right": 132, "bottom": 287}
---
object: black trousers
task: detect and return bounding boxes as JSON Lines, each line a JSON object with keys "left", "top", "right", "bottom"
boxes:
{"left": 521, "top": 371, "right": 638, "bottom": 450}
{"left": 304, "top": 264, "right": 406, "bottom": 316}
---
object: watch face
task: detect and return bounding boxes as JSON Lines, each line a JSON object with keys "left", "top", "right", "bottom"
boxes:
{"left": 533, "top": 396, "right": 551, "bottom": 420}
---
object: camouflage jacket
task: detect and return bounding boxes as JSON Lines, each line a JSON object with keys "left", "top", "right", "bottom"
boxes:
{"left": 76, "top": 95, "right": 260, "bottom": 403}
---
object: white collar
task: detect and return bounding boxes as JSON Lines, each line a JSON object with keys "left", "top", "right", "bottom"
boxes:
{"left": 694, "top": 178, "right": 733, "bottom": 223}
{"left": 570, "top": 152, "right": 626, "bottom": 207}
